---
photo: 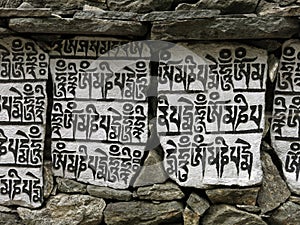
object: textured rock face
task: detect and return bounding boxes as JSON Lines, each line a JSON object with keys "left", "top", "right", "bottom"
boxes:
{"left": 0, "top": 212, "right": 22, "bottom": 225}
{"left": 271, "top": 40, "right": 300, "bottom": 195}
{"left": 202, "top": 204, "right": 267, "bottom": 225}
{"left": 183, "top": 207, "right": 200, "bottom": 225}
{"left": 87, "top": 185, "right": 132, "bottom": 201}
{"left": 176, "top": 0, "right": 259, "bottom": 14}
{"left": 206, "top": 187, "right": 260, "bottom": 205}
{"left": 25, "top": 0, "right": 107, "bottom": 10}
{"left": 257, "top": 150, "right": 291, "bottom": 213}
{"left": 267, "top": 201, "right": 300, "bottom": 225}
{"left": 157, "top": 42, "right": 266, "bottom": 188}
{"left": 17, "top": 194, "right": 106, "bottom": 225}
{"left": 9, "top": 18, "right": 148, "bottom": 36}
{"left": 151, "top": 16, "right": 299, "bottom": 40}
{"left": 186, "top": 192, "right": 210, "bottom": 216}
{"left": 44, "top": 161, "right": 54, "bottom": 198}
{"left": 133, "top": 150, "right": 168, "bottom": 187}
{"left": 104, "top": 201, "right": 183, "bottom": 225}
{"left": 107, "top": 0, "right": 173, "bottom": 13}
{"left": 136, "top": 182, "right": 185, "bottom": 200}
{"left": 56, "top": 177, "right": 87, "bottom": 194}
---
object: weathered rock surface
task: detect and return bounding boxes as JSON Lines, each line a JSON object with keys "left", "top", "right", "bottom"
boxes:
{"left": 186, "top": 192, "right": 210, "bottom": 216}
{"left": 151, "top": 16, "right": 299, "bottom": 40}
{"left": 74, "top": 10, "right": 139, "bottom": 21}
{"left": 0, "top": 8, "right": 51, "bottom": 17}
{"left": 176, "top": 0, "right": 259, "bottom": 14}
{"left": 202, "top": 205, "right": 267, "bottom": 225}
{"left": 206, "top": 187, "right": 260, "bottom": 206}
{"left": 87, "top": 185, "right": 132, "bottom": 201}
{"left": 9, "top": 18, "right": 148, "bottom": 36}
{"left": 139, "top": 10, "right": 220, "bottom": 21}
{"left": 56, "top": 177, "right": 87, "bottom": 194}
{"left": 183, "top": 207, "right": 200, "bottom": 225}
{"left": 257, "top": 151, "right": 291, "bottom": 214}
{"left": 104, "top": 201, "right": 183, "bottom": 225}
{"left": 44, "top": 161, "right": 54, "bottom": 198}
{"left": 267, "top": 201, "right": 300, "bottom": 225}
{"left": 236, "top": 205, "right": 261, "bottom": 214}
{"left": 133, "top": 150, "right": 168, "bottom": 187}
{"left": 0, "top": 0, "right": 22, "bottom": 8}
{"left": 17, "top": 194, "right": 106, "bottom": 225}
{"left": 258, "top": 4, "right": 300, "bottom": 16}
{"left": 0, "top": 212, "right": 22, "bottom": 225}
{"left": 107, "top": 0, "right": 173, "bottom": 13}
{"left": 136, "top": 182, "right": 185, "bottom": 201}
{"left": 268, "top": 54, "right": 279, "bottom": 83}
{"left": 25, "top": 0, "right": 107, "bottom": 10}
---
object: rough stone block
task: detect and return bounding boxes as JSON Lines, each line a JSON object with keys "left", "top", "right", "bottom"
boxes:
{"left": 0, "top": 37, "right": 48, "bottom": 208}
{"left": 157, "top": 42, "right": 266, "bottom": 187}
{"left": 271, "top": 39, "right": 300, "bottom": 195}
{"left": 50, "top": 37, "right": 151, "bottom": 189}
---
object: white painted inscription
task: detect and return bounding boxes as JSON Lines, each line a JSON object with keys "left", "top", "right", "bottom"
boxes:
{"left": 0, "top": 37, "right": 48, "bottom": 207}
{"left": 271, "top": 40, "right": 300, "bottom": 194}
{"left": 50, "top": 37, "right": 150, "bottom": 188}
{"left": 157, "top": 43, "right": 267, "bottom": 187}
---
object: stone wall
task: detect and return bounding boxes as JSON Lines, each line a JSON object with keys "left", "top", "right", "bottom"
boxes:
{"left": 0, "top": 0, "right": 299, "bottom": 224}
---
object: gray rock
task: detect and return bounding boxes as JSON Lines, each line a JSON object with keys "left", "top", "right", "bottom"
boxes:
{"left": 267, "top": 201, "right": 300, "bottom": 225}
{"left": 0, "top": 8, "right": 51, "bottom": 17}
{"left": 151, "top": 16, "right": 299, "bottom": 40}
{"left": 186, "top": 192, "right": 210, "bottom": 216}
{"left": 18, "top": 194, "right": 106, "bottom": 225}
{"left": 104, "top": 201, "right": 183, "bottom": 225}
{"left": 176, "top": 0, "right": 259, "bottom": 14}
{"left": 136, "top": 182, "right": 184, "bottom": 201}
{"left": 18, "top": 2, "right": 33, "bottom": 8}
{"left": 257, "top": 151, "right": 291, "bottom": 214}
{"left": 74, "top": 10, "right": 139, "bottom": 21}
{"left": 279, "top": 0, "right": 297, "bottom": 6}
{"left": 183, "top": 207, "right": 200, "bottom": 225}
{"left": 247, "top": 39, "right": 281, "bottom": 52}
{"left": 9, "top": 18, "right": 148, "bottom": 36}
{"left": 25, "top": 0, "right": 107, "bottom": 10}
{"left": 133, "top": 150, "right": 168, "bottom": 187}
{"left": 268, "top": 54, "right": 279, "bottom": 83}
{"left": 206, "top": 187, "right": 260, "bottom": 206}
{"left": 139, "top": 10, "right": 221, "bottom": 22}
{"left": 0, "top": 8, "right": 51, "bottom": 18}
{"left": 87, "top": 185, "right": 132, "bottom": 201}
{"left": 0, "top": 212, "right": 22, "bottom": 225}
{"left": 289, "top": 195, "right": 300, "bottom": 204}
{"left": 107, "top": 0, "right": 173, "bottom": 13}
{"left": 43, "top": 161, "right": 54, "bottom": 198}
{"left": 56, "top": 177, "right": 87, "bottom": 194}
{"left": 3, "top": 0, "right": 22, "bottom": 8}
{"left": 236, "top": 205, "right": 261, "bottom": 214}
{"left": 258, "top": 5, "right": 300, "bottom": 16}
{"left": 202, "top": 205, "right": 267, "bottom": 225}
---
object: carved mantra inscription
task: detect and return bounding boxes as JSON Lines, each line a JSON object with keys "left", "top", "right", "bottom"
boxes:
{"left": 50, "top": 38, "right": 150, "bottom": 189}
{"left": 157, "top": 43, "right": 267, "bottom": 187}
{"left": 0, "top": 38, "right": 48, "bottom": 207}
{"left": 271, "top": 40, "right": 300, "bottom": 194}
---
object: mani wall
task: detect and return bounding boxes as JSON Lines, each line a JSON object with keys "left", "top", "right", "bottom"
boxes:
{"left": 1, "top": 0, "right": 300, "bottom": 224}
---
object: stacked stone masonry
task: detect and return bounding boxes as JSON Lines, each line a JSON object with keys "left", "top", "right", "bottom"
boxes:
{"left": 0, "top": 0, "right": 300, "bottom": 224}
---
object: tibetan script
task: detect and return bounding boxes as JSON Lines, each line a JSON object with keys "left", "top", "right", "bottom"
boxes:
{"left": 50, "top": 37, "right": 150, "bottom": 189}
{"left": 0, "top": 37, "right": 48, "bottom": 207}
{"left": 271, "top": 40, "right": 300, "bottom": 194}
{"left": 157, "top": 43, "right": 267, "bottom": 187}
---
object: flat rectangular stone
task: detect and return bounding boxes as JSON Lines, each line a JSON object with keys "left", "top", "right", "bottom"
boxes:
{"left": 0, "top": 37, "right": 48, "bottom": 208}
{"left": 151, "top": 16, "right": 299, "bottom": 40}
{"left": 74, "top": 10, "right": 139, "bottom": 21}
{"left": 0, "top": 8, "right": 51, "bottom": 17}
{"left": 157, "top": 43, "right": 267, "bottom": 187}
{"left": 50, "top": 37, "right": 151, "bottom": 189}
{"left": 139, "top": 10, "right": 221, "bottom": 22}
{"left": 271, "top": 40, "right": 300, "bottom": 195}
{"left": 9, "top": 18, "right": 148, "bottom": 36}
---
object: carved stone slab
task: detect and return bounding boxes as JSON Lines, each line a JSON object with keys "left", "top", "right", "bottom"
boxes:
{"left": 0, "top": 37, "right": 48, "bottom": 208}
{"left": 157, "top": 43, "right": 267, "bottom": 187}
{"left": 50, "top": 37, "right": 150, "bottom": 188}
{"left": 271, "top": 40, "right": 300, "bottom": 194}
